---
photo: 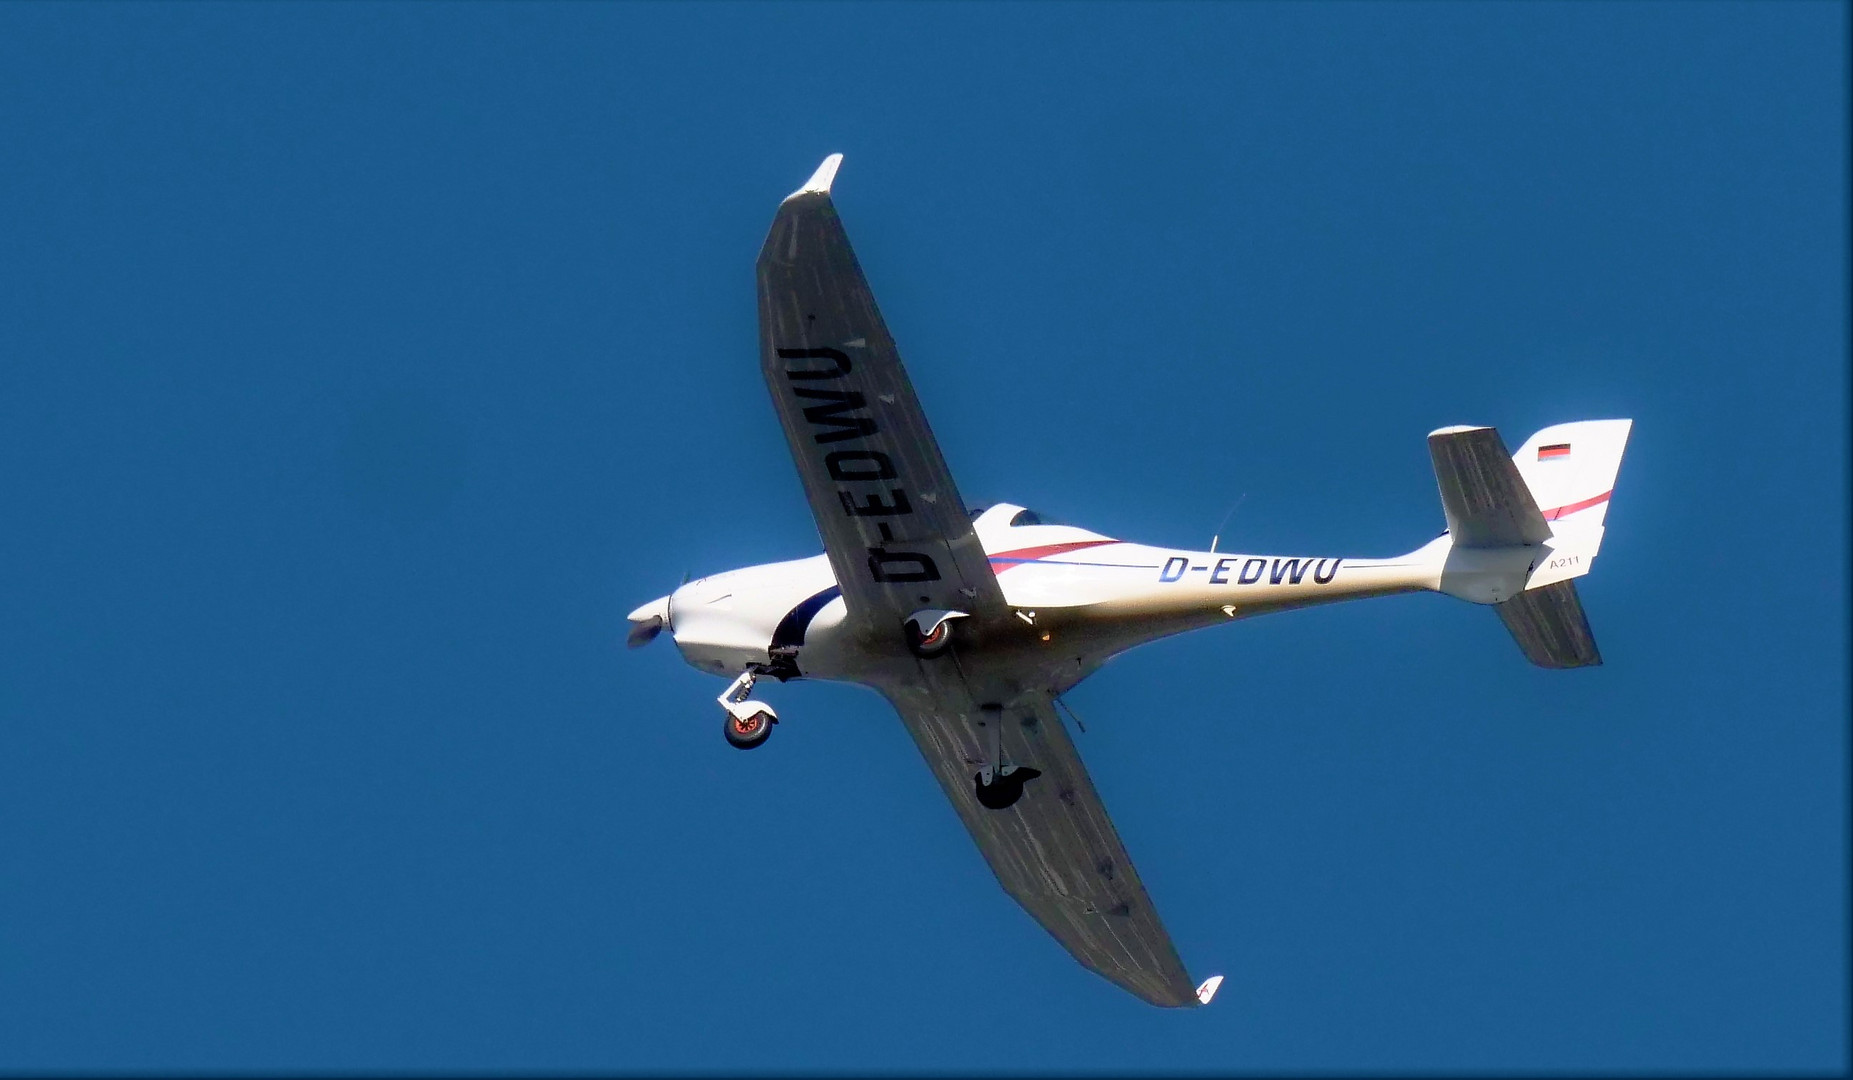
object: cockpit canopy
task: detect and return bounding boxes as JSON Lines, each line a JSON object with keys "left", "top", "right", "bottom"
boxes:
{"left": 970, "top": 503, "right": 1111, "bottom": 547}
{"left": 1009, "top": 507, "right": 1066, "bottom": 527}
{"left": 968, "top": 505, "right": 1066, "bottom": 528}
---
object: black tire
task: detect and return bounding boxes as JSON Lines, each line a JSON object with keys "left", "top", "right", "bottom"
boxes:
{"left": 723, "top": 710, "right": 774, "bottom": 750}
{"left": 906, "top": 618, "right": 953, "bottom": 658}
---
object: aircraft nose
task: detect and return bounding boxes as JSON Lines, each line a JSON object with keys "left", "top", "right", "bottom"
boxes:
{"left": 626, "top": 594, "right": 671, "bottom": 648}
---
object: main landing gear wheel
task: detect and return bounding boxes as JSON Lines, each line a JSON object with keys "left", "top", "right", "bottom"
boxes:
{"left": 906, "top": 619, "right": 952, "bottom": 658}
{"left": 724, "top": 709, "right": 774, "bottom": 750}
{"left": 904, "top": 608, "right": 968, "bottom": 659}
{"left": 973, "top": 765, "right": 1042, "bottom": 810}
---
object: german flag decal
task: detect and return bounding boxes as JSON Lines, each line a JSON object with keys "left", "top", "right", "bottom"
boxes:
{"left": 1538, "top": 443, "right": 1571, "bottom": 460}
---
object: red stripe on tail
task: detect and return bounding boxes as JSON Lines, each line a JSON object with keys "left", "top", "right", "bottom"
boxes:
{"left": 1541, "top": 489, "right": 1611, "bottom": 521}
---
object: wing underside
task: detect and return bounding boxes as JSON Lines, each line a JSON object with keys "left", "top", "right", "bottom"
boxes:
{"left": 759, "top": 158, "right": 1199, "bottom": 1007}
{"left": 756, "top": 157, "right": 1006, "bottom": 637}
{"left": 884, "top": 683, "right": 1200, "bottom": 1007}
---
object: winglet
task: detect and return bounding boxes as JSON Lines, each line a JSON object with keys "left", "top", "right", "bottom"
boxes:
{"left": 785, "top": 153, "right": 844, "bottom": 202}
{"left": 1195, "top": 974, "right": 1224, "bottom": 1006}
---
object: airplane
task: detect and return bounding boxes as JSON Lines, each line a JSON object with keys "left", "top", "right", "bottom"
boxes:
{"left": 626, "top": 153, "right": 1633, "bottom": 1008}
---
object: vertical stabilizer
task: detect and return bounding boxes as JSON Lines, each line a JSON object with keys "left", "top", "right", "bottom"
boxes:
{"left": 1511, "top": 419, "right": 1633, "bottom": 529}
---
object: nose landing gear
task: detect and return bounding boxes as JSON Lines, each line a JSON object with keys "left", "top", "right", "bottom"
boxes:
{"left": 718, "top": 668, "right": 778, "bottom": 750}
{"left": 724, "top": 708, "right": 774, "bottom": 750}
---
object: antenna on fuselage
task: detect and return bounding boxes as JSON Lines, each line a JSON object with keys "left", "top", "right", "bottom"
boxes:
{"left": 1208, "top": 493, "right": 1247, "bottom": 554}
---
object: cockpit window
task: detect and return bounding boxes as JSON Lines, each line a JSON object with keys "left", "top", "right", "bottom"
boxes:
{"left": 1011, "top": 508, "right": 1061, "bottom": 527}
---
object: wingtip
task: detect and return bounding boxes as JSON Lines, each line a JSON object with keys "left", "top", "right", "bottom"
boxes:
{"left": 784, "top": 152, "right": 844, "bottom": 201}
{"left": 1194, "top": 974, "right": 1224, "bottom": 1006}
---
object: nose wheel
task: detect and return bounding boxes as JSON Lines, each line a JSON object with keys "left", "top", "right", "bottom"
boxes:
{"left": 724, "top": 708, "right": 774, "bottom": 750}
{"left": 718, "top": 668, "right": 779, "bottom": 750}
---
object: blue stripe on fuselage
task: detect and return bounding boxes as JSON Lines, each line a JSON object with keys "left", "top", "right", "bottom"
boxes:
{"left": 771, "top": 584, "right": 843, "bottom": 652}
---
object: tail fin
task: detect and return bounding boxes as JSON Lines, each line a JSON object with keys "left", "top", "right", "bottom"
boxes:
{"left": 1512, "top": 420, "right": 1633, "bottom": 531}
{"left": 1510, "top": 419, "right": 1633, "bottom": 590}
{"left": 1426, "top": 419, "right": 1632, "bottom": 669}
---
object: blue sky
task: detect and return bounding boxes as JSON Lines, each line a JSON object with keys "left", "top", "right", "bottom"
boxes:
{"left": 0, "top": 1, "right": 1844, "bottom": 1071}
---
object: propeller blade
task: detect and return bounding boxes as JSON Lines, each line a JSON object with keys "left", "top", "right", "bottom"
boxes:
{"left": 626, "top": 615, "right": 664, "bottom": 649}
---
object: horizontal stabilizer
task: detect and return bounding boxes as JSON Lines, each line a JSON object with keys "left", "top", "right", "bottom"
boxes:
{"left": 1428, "top": 426, "right": 1551, "bottom": 548}
{"left": 1495, "top": 579, "right": 1602, "bottom": 668}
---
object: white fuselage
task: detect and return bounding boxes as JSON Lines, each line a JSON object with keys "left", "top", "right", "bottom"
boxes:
{"left": 651, "top": 503, "right": 1522, "bottom": 700}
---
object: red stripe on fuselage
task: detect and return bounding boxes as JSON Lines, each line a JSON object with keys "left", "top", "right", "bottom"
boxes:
{"left": 988, "top": 539, "right": 1118, "bottom": 573}
{"left": 1541, "top": 489, "right": 1612, "bottom": 521}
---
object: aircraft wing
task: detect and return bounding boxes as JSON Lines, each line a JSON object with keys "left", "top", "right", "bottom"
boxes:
{"left": 756, "top": 156, "right": 1008, "bottom": 636}
{"left": 883, "top": 682, "right": 1202, "bottom": 1008}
